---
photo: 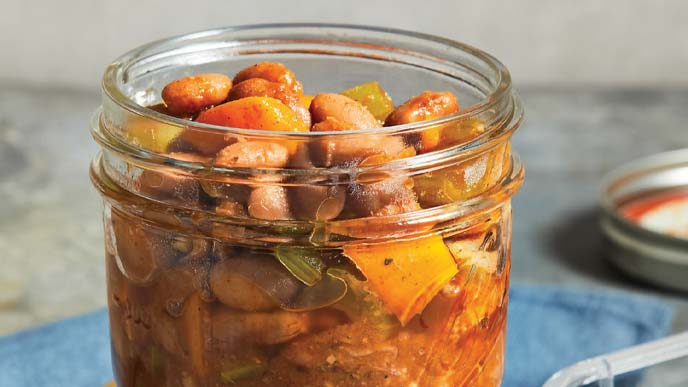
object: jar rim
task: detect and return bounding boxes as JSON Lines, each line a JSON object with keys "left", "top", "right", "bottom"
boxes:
{"left": 102, "top": 23, "right": 513, "bottom": 139}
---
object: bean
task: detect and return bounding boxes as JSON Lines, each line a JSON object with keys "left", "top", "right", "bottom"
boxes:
{"left": 177, "top": 129, "right": 233, "bottom": 156}
{"left": 288, "top": 185, "right": 346, "bottom": 220}
{"left": 110, "top": 211, "right": 180, "bottom": 284}
{"left": 137, "top": 168, "right": 201, "bottom": 205}
{"left": 310, "top": 117, "right": 406, "bottom": 167}
{"left": 309, "top": 93, "right": 380, "bottom": 129}
{"left": 385, "top": 91, "right": 459, "bottom": 152}
{"left": 248, "top": 185, "right": 294, "bottom": 220}
{"left": 347, "top": 177, "right": 421, "bottom": 217}
{"left": 228, "top": 78, "right": 311, "bottom": 126}
{"left": 137, "top": 152, "right": 209, "bottom": 204}
{"left": 210, "top": 257, "right": 283, "bottom": 312}
{"left": 233, "top": 62, "right": 303, "bottom": 95}
{"left": 210, "top": 254, "right": 301, "bottom": 310}
{"left": 214, "top": 141, "right": 290, "bottom": 169}
{"left": 161, "top": 73, "right": 232, "bottom": 115}
{"left": 148, "top": 266, "right": 197, "bottom": 355}
{"left": 384, "top": 91, "right": 459, "bottom": 126}
{"left": 212, "top": 309, "right": 307, "bottom": 345}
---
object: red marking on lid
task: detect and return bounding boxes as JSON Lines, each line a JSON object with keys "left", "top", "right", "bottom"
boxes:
{"left": 620, "top": 190, "right": 688, "bottom": 239}
{"left": 621, "top": 191, "right": 688, "bottom": 222}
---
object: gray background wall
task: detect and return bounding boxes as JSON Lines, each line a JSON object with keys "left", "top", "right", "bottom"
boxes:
{"left": 2, "top": 0, "right": 687, "bottom": 90}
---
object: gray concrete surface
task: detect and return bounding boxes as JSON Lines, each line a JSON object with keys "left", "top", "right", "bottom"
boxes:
{"left": 0, "top": 83, "right": 687, "bottom": 377}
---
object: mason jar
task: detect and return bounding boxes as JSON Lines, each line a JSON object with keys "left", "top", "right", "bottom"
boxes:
{"left": 90, "top": 24, "right": 524, "bottom": 387}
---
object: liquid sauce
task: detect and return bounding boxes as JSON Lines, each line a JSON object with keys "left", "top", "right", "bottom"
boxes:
{"left": 620, "top": 190, "right": 688, "bottom": 239}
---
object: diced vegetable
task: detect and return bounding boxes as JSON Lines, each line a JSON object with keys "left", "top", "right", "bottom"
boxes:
{"left": 413, "top": 142, "right": 508, "bottom": 207}
{"left": 329, "top": 268, "right": 400, "bottom": 339}
{"left": 440, "top": 117, "right": 487, "bottom": 146}
{"left": 342, "top": 234, "right": 458, "bottom": 325}
{"left": 146, "top": 346, "right": 164, "bottom": 377}
{"left": 192, "top": 96, "right": 309, "bottom": 155}
{"left": 341, "top": 81, "right": 394, "bottom": 122}
{"left": 126, "top": 117, "right": 183, "bottom": 153}
{"left": 183, "top": 294, "right": 209, "bottom": 376}
{"left": 446, "top": 240, "right": 508, "bottom": 332}
{"left": 221, "top": 362, "right": 267, "bottom": 384}
{"left": 282, "top": 269, "right": 348, "bottom": 312}
{"left": 446, "top": 233, "right": 500, "bottom": 274}
{"left": 196, "top": 96, "right": 308, "bottom": 132}
{"left": 275, "top": 246, "right": 325, "bottom": 286}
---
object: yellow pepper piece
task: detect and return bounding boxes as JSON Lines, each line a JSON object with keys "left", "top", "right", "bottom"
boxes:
{"left": 342, "top": 234, "right": 458, "bottom": 325}
{"left": 440, "top": 117, "right": 486, "bottom": 147}
{"left": 414, "top": 141, "right": 509, "bottom": 207}
{"left": 341, "top": 81, "right": 394, "bottom": 122}
{"left": 126, "top": 116, "right": 183, "bottom": 153}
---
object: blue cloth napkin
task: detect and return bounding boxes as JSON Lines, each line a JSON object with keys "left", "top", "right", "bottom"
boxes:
{"left": 0, "top": 285, "right": 674, "bottom": 387}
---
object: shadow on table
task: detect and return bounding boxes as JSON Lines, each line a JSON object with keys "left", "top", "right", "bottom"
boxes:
{"left": 543, "top": 206, "right": 657, "bottom": 290}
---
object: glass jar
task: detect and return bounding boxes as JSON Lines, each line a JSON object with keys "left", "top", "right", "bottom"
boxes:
{"left": 90, "top": 24, "right": 524, "bottom": 387}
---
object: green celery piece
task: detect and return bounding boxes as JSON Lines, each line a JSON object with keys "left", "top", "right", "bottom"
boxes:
{"left": 341, "top": 81, "right": 395, "bottom": 122}
{"left": 328, "top": 268, "right": 400, "bottom": 339}
{"left": 220, "top": 363, "right": 266, "bottom": 384}
{"left": 148, "top": 346, "right": 163, "bottom": 376}
{"left": 274, "top": 246, "right": 325, "bottom": 286}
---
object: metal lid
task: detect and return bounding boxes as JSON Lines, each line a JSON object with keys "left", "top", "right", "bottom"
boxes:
{"left": 601, "top": 148, "right": 688, "bottom": 292}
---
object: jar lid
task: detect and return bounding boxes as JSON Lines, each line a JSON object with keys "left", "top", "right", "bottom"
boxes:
{"left": 600, "top": 148, "right": 688, "bottom": 292}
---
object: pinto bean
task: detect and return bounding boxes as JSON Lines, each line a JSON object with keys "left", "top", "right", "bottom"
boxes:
{"left": 228, "top": 78, "right": 311, "bottom": 126}
{"left": 287, "top": 143, "right": 314, "bottom": 169}
{"left": 211, "top": 268, "right": 276, "bottom": 312}
{"left": 309, "top": 93, "right": 380, "bottom": 129}
{"left": 310, "top": 117, "right": 406, "bottom": 167}
{"left": 210, "top": 255, "right": 300, "bottom": 312}
{"left": 110, "top": 211, "right": 181, "bottom": 284}
{"left": 385, "top": 91, "right": 459, "bottom": 126}
{"left": 385, "top": 91, "right": 459, "bottom": 152}
{"left": 161, "top": 73, "right": 232, "bottom": 115}
{"left": 288, "top": 185, "right": 346, "bottom": 220}
{"left": 248, "top": 185, "right": 294, "bottom": 220}
{"left": 233, "top": 62, "right": 303, "bottom": 95}
{"left": 212, "top": 309, "right": 308, "bottom": 345}
{"left": 215, "top": 141, "right": 290, "bottom": 169}
{"left": 178, "top": 129, "right": 233, "bottom": 156}
{"left": 347, "top": 177, "right": 421, "bottom": 217}
{"left": 137, "top": 169, "right": 201, "bottom": 205}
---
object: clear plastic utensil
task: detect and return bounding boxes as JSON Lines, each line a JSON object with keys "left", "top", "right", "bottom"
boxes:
{"left": 543, "top": 331, "right": 688, "bottom": 387}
